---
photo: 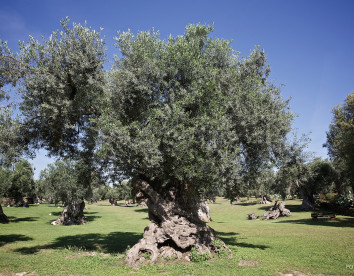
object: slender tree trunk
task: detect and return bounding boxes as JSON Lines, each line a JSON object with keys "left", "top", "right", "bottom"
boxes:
{"left": 52, "top": 201, "right": 86, "bottom": 225}
{"left": 0, "top": 204, "right": 9, "bottom": 223}
{"left": 125, "top": 178, "right": 230, "bottom": 266}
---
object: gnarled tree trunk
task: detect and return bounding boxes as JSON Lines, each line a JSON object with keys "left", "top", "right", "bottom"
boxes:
{"left": 197, "top": 200, "right": 212, "bottom": 222}
{"left": 300, "top": 188, "right": 316, "bottom": 210}
{"left": 259, "top": 195, "right": 272, "bottom": 204}
{"left": 263, "top": 201, "right": 291, "bottom": 220}
{"left": 109, "top": 198, "right": 118, "bottom": 206}
{"left": 52, "top": 201, "right": 85, "bottom": 225}
{"left": 0, "top": 204, "right": 9, "bottom": 223}
{"left": 126, "top": 178, "right": 230, "bottom": 266}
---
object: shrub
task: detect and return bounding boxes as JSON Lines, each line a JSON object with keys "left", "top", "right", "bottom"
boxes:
{"left": 336, "top": 192, "right": 353, "bottom": 207}
{"left": 190, "top": 247, "right": 211, "bottom": 262}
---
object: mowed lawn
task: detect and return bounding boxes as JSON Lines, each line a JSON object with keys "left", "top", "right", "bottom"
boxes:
{"left": 0, "top": 198, "right": 353, "bottom": 275}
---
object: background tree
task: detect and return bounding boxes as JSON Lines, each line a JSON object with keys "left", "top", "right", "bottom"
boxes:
{"left": 39, "top": 159, "right": 87, "bottom": 224}
{"left": 6, "top": 159, "right": 35, "bottom": 207}
{"left": 98, "top": 24, "right": 293, "bottom": 264}
{"left": 325, "top": 92, "right": 354, "bottom": 193}
{"left": 276, "top": 136, "right": 336, "bottom": 209}
{"left": 90, "top": 182, "right": 109, "bottom": 203}
{"left": 0, "top": 166, "right": 11, "bottom": 222}
{"left": 275, "top": 136, "right": 314, "bottom": 209}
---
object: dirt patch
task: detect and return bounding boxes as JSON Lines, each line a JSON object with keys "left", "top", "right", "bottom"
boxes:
{"left": 238, "top": 260, "right": 259, "bottom": 266}
{"left": 66, "top": 252, "right": 110, "bottom": 259}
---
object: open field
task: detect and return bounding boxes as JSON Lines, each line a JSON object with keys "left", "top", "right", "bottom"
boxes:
{"left": 0, "top": 198, "right": 353, "bottom": 275}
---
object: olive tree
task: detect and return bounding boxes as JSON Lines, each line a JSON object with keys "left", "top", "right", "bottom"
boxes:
{"left": 2, "top": 20, "right": 294, "bottom": 263}
{"left": 8, "top": 159, "right": 35, "bottom": 206}
{"left": 98, "top": 25, "right": 293, "bottom": 264}
{"left": 325, "top": 92, "right": 354, "bottom": 193}
{"left": 1, "top": 18, "right": 106, "bottom": 224}
{"left": 39, "top": 159, "right": 87, "bottom": 224}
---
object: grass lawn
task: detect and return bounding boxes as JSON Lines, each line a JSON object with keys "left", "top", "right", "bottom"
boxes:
{"left": 0, "top": 198, "right": 353, "bottom": 275}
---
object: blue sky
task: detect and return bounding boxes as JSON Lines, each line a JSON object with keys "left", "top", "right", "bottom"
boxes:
{"left": 1, "top": 0, "right": 353, "bottom": 178}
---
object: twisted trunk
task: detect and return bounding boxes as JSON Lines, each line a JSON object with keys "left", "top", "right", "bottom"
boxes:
{"left": 300, "top": 188, "right": 316, "bottom": 210}
{"left": 52, "top": 201, "right": 85, "bottom": 225}
{"left": 263, "top": 201, "right": 291, "bottom": 220}
{"left": 126, "top": 178, "right": 230, "bottom": 266}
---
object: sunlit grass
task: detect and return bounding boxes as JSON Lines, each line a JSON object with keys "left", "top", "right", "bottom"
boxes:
{"left": 0, "top": 198, "right": 353, "bottom": 275}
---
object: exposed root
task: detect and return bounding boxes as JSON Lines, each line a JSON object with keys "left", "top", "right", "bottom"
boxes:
{"left": 125, "top": 178, "right": 231, "bottom": 266}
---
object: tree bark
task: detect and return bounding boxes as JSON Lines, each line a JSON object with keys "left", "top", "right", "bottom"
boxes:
{"left": 263, "top": 201, "right": 291, "bottom": 220}
{"left": 300, "top": 188, "right": 316, "bottom": 210}
{"left": 109, "top": 198, "right": 118, "bottom": 206}
{"left": 52, "top": 201, "right": 86, "bottom": 225}
{"left": 0, "top": 204, "right": 9, "bottom": 223}
{"left": 126, "top": 178, "right": 230, "bottom": 266}
{"left": 259, "top": 195, "right": 271, "bottom": 204}
{"left": 197, "top": 200, "right": 212, "bottom": 222}
{"left": 248, "top": 213, "right": 259, "bottom": 220}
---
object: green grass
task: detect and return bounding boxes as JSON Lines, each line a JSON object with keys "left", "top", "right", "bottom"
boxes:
{"left": 0, "top": 199, "right": 353, "bottom": 275}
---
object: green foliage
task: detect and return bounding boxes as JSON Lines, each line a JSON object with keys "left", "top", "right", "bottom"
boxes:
{"left": 7, "top": 159, "right": 35, "bottom": 203}
{"left": 212, "top": 239, "right": 223, "bottom": 249}
{"left": 90, "top": 184, "right": 109, "bottom": 202}
{"left": 189, "top": 246, "right": 211, "bottom": 262}
{"left": 141, "top": 251, "right": 151, "bottom": 260}
{"left": 325, "top": 92, "right": 354, "bottom": 192}
{"left": 0, "top": 90, "right": 23, "bottom": 166}
{"left": 2, "top": 19, "right": 295, "bottom": 209}
{"left": 0, "top": 166, "right": 12, "bottom": 199}
{"left": 336, "top": 191, "right": 353, "bottom": 207}
{"left": 212, "top": 239, "right": 229, "bottom": 259}
{"left": 16, "top": 18, "right": 106, "bottom": 156}
{"left": 99, "top": 24, "right": 293, "bottom": 196}
{"left": 38, "top": 159, "right": 86, "bottom": 205}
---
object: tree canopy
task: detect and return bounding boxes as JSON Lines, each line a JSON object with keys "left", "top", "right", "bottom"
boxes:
{"left": 325, "top": 92, "right": 354, "bottom": 192}
{"left": 98, "top": 24, "right": 293, "bottom": 195}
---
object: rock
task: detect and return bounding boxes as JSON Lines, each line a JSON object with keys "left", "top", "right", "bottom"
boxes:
{"left": 248, "top": 213, "right": 259, "bottom": 220}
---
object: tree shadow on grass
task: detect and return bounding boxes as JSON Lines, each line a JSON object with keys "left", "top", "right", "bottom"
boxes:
{"left": 134, "top": 208, "right": 148, "bottom": 213}
{"left": 7, "top": 216, "right": 40, "bottom": 223}
{"left": 234, "top": 202, "right": 258, "bottom": 207}
{"left": 15, "top": 231, "right": 142, "bottom": 255}
{"left": 257, "top": 203, "right": 308, "bottom": 213}
{"left": 85, "top": 215, "right": 102, "bottom": 222}
{"left": 216, "top": 231, "right": 270, "bottom": 250}
{"left": 276, "top": 217, "right": 354, "bottom": 228}
{"left": 0, "top": 234, "right": 33, "bottom": 247}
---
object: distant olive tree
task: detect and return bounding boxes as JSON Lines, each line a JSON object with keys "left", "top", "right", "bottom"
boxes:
{"left": 325, "top": 92, "right": 354, "bottom": 193}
